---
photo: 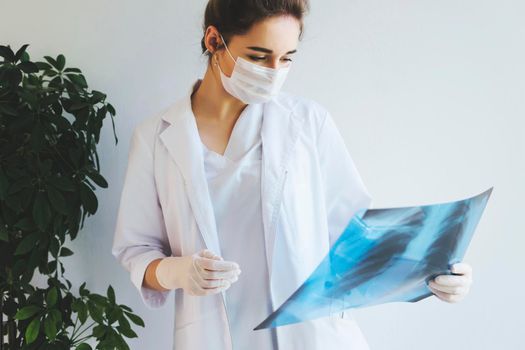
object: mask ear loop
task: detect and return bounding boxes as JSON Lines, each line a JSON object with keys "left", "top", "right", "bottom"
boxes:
{"left": 204, "top": 34, "right": 232, "bottom": 75}
{"left": 213, "top": 34, "right": 234, "bottom": 77}
{"left": 219, "top": 33, "right": 237, "bottom": 63}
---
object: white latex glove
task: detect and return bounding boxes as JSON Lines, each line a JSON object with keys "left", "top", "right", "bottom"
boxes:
{"left": 428, "top": 262, "right": 473, "bottom": 303}
{"left": 155, "top": 249, "right": 241, "bottom": 296}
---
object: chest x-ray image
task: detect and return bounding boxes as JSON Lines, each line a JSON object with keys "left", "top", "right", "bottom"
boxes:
{"left": 255, "top": 187, "right": 493, "bottom": 330}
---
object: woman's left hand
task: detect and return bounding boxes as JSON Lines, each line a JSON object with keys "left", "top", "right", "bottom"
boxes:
{"left": 427, "top": 262, "right": 473, "bottom": 303}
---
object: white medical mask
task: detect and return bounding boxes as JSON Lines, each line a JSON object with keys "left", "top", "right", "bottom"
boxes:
{"left": 210, "top": 34, "right": 291, "bottom": 104}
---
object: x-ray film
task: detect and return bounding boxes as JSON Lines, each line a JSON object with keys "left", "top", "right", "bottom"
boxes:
{"left": 255, "top": 187, "right": 493, "bottom": 330}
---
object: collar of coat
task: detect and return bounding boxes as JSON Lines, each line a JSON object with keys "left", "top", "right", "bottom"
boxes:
{"left": 157, "top": 78, "right": 305, "bottom": 277}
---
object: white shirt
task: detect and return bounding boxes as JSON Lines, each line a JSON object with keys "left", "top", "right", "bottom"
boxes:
{"left": 201, "top": 102, "right": 278, "bottom": 349}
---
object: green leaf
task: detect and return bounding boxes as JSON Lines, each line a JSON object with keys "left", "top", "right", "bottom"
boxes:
{"left": 46, "top": 287, "right": 58, "bottom": 307}
{"left": 21, "top": 50, "right": 30, "bottom": 61}
{"left": 78, "top": 301, "right": 88, "bottom": 323}
{"left": 119, "top": 304, "right": 132, "bottom": 312}
{"left": 56, "top": 54, "right": 65, "bottom": 71}
{"left": 0, "top": 226, "right": 8, "bottom": 242}
{"left": 117, "top": 324, "right": 137, "bottom": 338}
{"left": 18, "top": 187, "right": 35, "bottom": 213}
{"left": 49, "top": 237, "right": 60, "bottom": 258}
{"left": 15, "top": 232, "right": 39, "bottom": 255}
{"left": 14, "top": 217, "right": 35, "bottom": 230}
{"left": 106, "top": 103, "right": 116, "bottom": 116}
{"left": 115, "top": 335, "right": 131, "bottom": 350}
{"left": 89, "top": 293, "right": 107, "bottom": 306}
{"left": 44, "top": 69, "right": 58, "bottom": 77}
{"left": 43, "top": 55, "right": 59, "bottom": 70}
{"left": 117, "top": 312, "right": 131, "bottom": 331}
{"left": 35, "top": 61, "right": 52, "bottom": 70}
{"left": 80, "top": 183, "right": 98, "bottom": 214}
{"left": 47, "top": 175, "right": 76, "bottom": 192}
{"left": 59, "top": 247, "right": 74, "bottom": 257}
{"left": 44, "top": 315, "right": 57, "bottom": 340}
{"left": 8, "top": 177, "right": 32, "bottom": 195}
{"left": 33, "top": 191, "right": 51, "bottom": 230}
{"left": 124, "top": 312, "right": 144, "bottom": 327}
{"left": 107, "top": 306, "right": 121, "bottom": 324}
{"left": 86, "top": 171, "right": 108, "bottom": 188}
{"left": 90, "top": 90, "right": 106, "bottom": 104}
{"left": 92, "top": 324, "right": 106, "bottom": 338}
{"left": 79, "top": 282, "right": 88, "bottom": 297}
{"left": 5, "top": 67, "right": 22, "bottom": 86}
{"left": 107, "top": 285, "right": 115, "bottom": 304}
{"left": 47, "top": 260, "right": 57, "bottom": 273}
{"left": 14, "top": 44, "right": 30, "bottom": 61}
{"left": 17, "top": 61, "right": 39, "bottom": 74}
{"left": 0, "top": 45, "right": 15, "bottom": 61}
{"left": 69, "top": 102, "right": 91, "bottom": 111}
{"left": 72, "top": 299, "right": 88, "bottom": 323}
{"left": 68, "top": 147, "right": 82, "bottom": 167}
{"left": 87, "top": 300, "right": 104, "bottom": 324}
{"left": 64, "top": 67, "right": 81, "bottom": 73}
{"left": 66, "top": 74, "right": 87, "bottom": 88}
{"left": 49, "top": 309, "right": 62, "bottom": 324}
{"left": 46, "top": 185, "right": 68, "bottom": 214}
{"left": 76, "top": 344, "right": 92, "bottom": 350}
{"left": 15, "top": 305, "right": 41, "bottom": 320}
{"left": 25, "top": 317, "right": 41, "bottom": 344}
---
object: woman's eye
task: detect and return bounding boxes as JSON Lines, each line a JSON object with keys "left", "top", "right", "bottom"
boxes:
{"left": 247, "top": 55, "right": 293, "bottom": 62}
{"left": 248, "top": 55, "right": 266, "bottom": 61}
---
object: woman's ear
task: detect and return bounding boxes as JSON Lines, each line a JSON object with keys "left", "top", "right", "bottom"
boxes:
{"left": 204, "top": 26, "right": 223, "bottom": 54}
{"left": 211, "top": 36, "right": 220, "bottom": 53}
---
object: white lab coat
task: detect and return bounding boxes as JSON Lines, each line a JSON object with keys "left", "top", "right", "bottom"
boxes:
{"left": 112, "top": 78, "right": 374, "bottom": 350}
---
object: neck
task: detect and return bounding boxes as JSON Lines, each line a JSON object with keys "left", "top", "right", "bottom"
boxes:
{"left": 191, "top": 63, "right": 247, "bottom": 123}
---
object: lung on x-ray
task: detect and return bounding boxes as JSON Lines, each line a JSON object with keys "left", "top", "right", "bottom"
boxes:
{"left": 254, "top": 187, "right": 493, "bottom": 330}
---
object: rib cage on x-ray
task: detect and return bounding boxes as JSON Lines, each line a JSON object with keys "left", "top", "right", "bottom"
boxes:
{"left": 254, "top": 187, "right": 492, "bottom": 330}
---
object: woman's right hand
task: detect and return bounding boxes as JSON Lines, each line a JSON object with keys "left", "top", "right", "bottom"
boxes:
{"left": 155, "top": 249, "right": 241, "bottom": 296}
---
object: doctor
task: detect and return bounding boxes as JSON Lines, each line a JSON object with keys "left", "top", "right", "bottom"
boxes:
{"left": 112, "top": 0, "right": 473, "bottom": 349}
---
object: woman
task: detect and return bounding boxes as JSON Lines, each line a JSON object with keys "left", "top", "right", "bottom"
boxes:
{"left": 112, "top": 0, "right": 473, "bottom": 349}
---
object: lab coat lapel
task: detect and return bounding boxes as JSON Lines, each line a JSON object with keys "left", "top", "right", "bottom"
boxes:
{"left": 260, "top": 98, "right": 301, "bottom": 279}
{"left": 158, "top": 80, "right": 302, "bottom": 281}
{"left": 158, "top": 88, "right": 222, "bottom": 257}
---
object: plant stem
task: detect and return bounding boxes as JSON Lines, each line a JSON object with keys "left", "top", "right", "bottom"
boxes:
{"left": 72, "top": 334, "right": 92, "bottom": 345}
{"left": 71, "top": 321, "right": 95, "bottom": 344}
{"left": 70, "top": 315, "right": 79, "bottom": 339}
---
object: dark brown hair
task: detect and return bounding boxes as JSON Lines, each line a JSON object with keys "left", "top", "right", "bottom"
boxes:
{"left": 200, "top": 0, "right": 310, "bottom": 60}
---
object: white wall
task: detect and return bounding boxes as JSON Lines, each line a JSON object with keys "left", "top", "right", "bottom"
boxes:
{"left": 2, "top": 0, "right": 523, "bottom": 349}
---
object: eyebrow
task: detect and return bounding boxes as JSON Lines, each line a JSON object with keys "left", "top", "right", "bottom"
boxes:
{"left": 246, "top": 46, "right": 297, "bottom": 55}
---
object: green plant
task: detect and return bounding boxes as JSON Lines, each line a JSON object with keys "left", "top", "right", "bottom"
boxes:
{"left": 0, "top": 44, "right": 143, "bottom": 349}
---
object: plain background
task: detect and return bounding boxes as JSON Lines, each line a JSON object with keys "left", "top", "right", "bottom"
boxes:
{"left": 2, "top": 0, "right": 524, "bottom": 349}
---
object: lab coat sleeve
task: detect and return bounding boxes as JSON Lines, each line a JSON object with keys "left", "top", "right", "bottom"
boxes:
{"left": 112, "top": 126, "right": 172, "bottom": 310}
{"left": 316, "top": 110, "right": 374, "bottom": 248}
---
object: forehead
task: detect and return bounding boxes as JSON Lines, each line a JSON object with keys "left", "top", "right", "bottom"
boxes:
{"left": 231, "top": 15, "right": 301, "bottom": 54}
